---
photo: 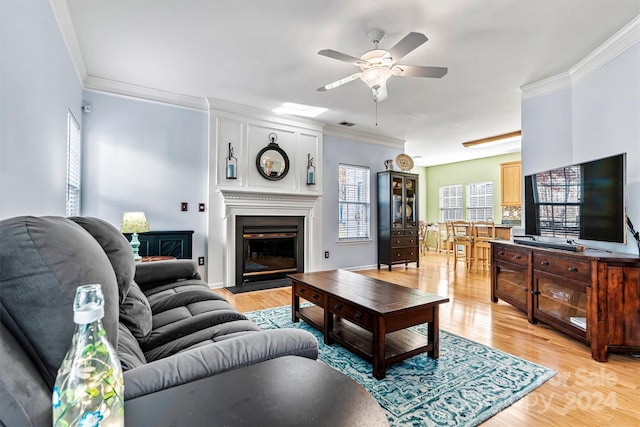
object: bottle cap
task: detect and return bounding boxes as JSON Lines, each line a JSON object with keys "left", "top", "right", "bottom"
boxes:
{"left": 74, "top": 304, "right": 104, "bottom": 324}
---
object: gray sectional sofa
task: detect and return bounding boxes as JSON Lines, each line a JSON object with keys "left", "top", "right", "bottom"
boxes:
{"left": 0, "top": 216, "right": 319, "bottom": 426}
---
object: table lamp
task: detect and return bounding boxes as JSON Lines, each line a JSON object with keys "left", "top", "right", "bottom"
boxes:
{"left": 120, "top": 212, "right": 150, "bottom": 261}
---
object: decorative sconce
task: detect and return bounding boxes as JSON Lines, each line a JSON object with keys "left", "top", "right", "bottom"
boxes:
{"left": 226, "top": 142, "right": 237, "bottom": 179}
{"left": 306, "top": 153, "right": 316, "bottom": 185}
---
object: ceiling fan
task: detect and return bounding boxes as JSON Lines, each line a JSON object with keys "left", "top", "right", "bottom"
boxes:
{"left": 317, "top": 29, "right": 448, "bottom": 102}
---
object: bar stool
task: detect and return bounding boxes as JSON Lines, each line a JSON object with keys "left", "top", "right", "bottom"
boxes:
{"left": 451, "top": 220, "right": 473, "bottom": 271}
{"left": 425, "top": 223, "right": 439, "bottom": 251}
{"left": 418, "top": 221, "right": 427, "bottom": 255}
{"left": 472, "top": 221, "right": 495, "bottom": 271}
{"left": 438, "top": 221, "right": 454, "bottom": 258}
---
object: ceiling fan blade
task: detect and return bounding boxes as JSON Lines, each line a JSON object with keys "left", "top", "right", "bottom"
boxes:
{"left": 373, "top": 83, "right": 388, "bottom": 102}
{"left": 317, "top": 73, "right": 362, "bottom": 92}
{"left": 318, "top": 49, "right": 366, "bottom": 66}
{"left": 388, "top": 32, "right": 428, "bottom": 62}
{"left": 393, "top": 65, "right": 448, "bottom": 78}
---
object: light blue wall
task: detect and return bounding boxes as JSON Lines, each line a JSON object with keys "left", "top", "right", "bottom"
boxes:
{"left": 521, "top": 42, "right": 639, "bottom": 254}
{"left": 81, "top": 92, "right": 209, "bottom": 271}
{"left": 0, "top": 0, "right": 83, "bottom": 218}
{"left": 322, "top": 135, "right": 399, "bottom": 270}
{"left": 521, "top": 88, "right": 573, "bottom": 176}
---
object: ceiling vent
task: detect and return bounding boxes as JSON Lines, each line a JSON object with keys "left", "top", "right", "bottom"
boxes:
{"left": 338, "top": 121, "right": 355, "bottom": 127}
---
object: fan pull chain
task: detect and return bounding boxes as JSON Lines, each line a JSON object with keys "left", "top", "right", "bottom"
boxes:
{"left": 375, "top": 100, "right": 378, "bottom": 126}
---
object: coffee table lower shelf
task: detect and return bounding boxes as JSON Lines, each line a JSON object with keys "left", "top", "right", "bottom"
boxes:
{"left": 297, "top": 305, "right": 432, "bottom": 368}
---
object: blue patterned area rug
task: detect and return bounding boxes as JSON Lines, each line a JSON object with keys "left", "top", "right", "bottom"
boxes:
{"left": 245, "top": 305, "right": 556, "bottom": 427}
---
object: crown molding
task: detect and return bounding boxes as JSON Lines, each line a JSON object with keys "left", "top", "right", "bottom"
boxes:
{"left": 520, "top": 72, "right": 572, "bottom": 101}
{"left": 323, "top": 124, "right": 405, "bottom": 148}
{"left": 84, "top": 76, "right": 209, "bottom": 110}
{"left": 521, "top": 15, "right": 639, "bottom": 101}
{"left": 570, "top": 15, "right": 640, "bottom": 84}
{"left": 49, "top": 0, "right": 87, "bottom": 83}
{"left": 207, "top": 98, "right": 324, "bottom": 132}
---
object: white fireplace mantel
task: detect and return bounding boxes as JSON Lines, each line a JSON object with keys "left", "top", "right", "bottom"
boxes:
{"left": 206, "top": 103, "right": 324, "bottom": 288}
{"left": 217, "top": 189, "right": 321, "bottom": 287}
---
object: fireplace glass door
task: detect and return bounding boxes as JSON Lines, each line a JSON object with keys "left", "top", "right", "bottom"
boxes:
{"left": 243, "top": 230, "right": 297, "bottom": 282}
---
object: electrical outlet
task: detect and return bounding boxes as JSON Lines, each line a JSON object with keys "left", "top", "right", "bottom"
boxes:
{"left": 324, "top": 251, "right": 330, "bottom": 259}
{"left": 198, "top": 257, "right": 205, "bottom": 266}
{"left": 181, "top": 202, "right": 188, "bottom": 212}
{"left": 199, "top": 203, "right": 205, "bottom": 212}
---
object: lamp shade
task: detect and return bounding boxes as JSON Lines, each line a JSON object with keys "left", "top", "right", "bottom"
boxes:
{"left": 120, "top": 212, "right": 150, "bottom": 234}
{"left": 361, "top": 67, "right": 392, "bottom": 89}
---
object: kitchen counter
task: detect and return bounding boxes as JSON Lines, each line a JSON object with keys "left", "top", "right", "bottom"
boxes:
{"left": 495, "top": 223, "right": 520, "bottom": 240}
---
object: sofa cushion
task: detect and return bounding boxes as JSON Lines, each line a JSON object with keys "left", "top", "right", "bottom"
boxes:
{"left": 119, "top": 282, "right": 153, "bottom": 343}
{"left": 142, "top": 285, "right": 260, "bottom": 358}
{"left": 143, "top": 319, "right": 261, "bottom": 362}
{"left": 117, "top": 323, "right": 147, "bottom": 371}
{"left": 0, "top": 216, "right": 119, "bottom": 388}
{"left": 143, "top": 279, "right": 223, "bottom": 303}
{"left": 71, "top": 216, "right": 135, "bottom": 304}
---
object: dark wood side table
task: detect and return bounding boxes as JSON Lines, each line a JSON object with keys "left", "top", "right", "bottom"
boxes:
{"left": 124, "top": 356, "right": 389, "bottom": 427}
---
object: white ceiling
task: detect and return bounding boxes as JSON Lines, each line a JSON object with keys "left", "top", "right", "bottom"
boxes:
{"left": 60, "top": 0, "right": 639, "bottom": 166}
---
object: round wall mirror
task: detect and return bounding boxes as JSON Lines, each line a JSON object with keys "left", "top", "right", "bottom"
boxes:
{"left": 256, "top": 142, "right": 289, "bottom": 181}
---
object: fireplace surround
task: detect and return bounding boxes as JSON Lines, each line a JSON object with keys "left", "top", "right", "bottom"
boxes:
{"left": 217, "top": 190, "right": 320, "bottom": 288}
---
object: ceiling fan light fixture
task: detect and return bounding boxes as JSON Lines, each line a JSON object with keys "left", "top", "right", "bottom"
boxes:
{"left": 361, "top": 67, "right": 392, "bottom": 89}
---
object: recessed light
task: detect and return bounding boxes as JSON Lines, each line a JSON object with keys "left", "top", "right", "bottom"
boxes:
{"left": 273, "top": 102, "right": 328, "bottom": 118}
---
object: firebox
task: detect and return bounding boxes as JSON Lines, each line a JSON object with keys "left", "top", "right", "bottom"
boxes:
{"left": 235, "top": 216, "right": 304, "bottom": 287}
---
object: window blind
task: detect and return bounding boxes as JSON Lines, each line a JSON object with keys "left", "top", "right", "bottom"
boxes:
{"left": 338, "top": 164, "right": 370, "bottom": 240}
{"left": 439, "top": 185, "right": 463, "bottom": 221}
{"left": 467, "top": 181, "right": 494, "bottom": 221}
{"left": 66, "top": 111, "right": 81, "bottom": 217}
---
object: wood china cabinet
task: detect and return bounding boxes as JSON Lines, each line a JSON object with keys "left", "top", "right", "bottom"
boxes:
{"left": 491, "top": 240, "right": 640, "bottom": 361}
{"left": 377, "top": 171, "right": 419, "bottom": 271}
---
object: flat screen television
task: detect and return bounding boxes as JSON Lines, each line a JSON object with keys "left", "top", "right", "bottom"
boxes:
{"left": 524, "top": 153, "right": 626, "bottom": 244}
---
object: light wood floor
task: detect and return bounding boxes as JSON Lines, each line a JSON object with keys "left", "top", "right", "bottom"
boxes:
{"left": 217, "top": 250, "right": 640, "bottom": 426}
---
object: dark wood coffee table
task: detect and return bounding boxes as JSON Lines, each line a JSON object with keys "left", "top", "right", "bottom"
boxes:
{"left": 289, "top": 269, "right": 449, "bottom": 379}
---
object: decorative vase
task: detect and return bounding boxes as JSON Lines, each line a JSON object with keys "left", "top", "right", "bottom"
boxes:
{"left": 52, "top": 284, "right": 124, "bottom": 427}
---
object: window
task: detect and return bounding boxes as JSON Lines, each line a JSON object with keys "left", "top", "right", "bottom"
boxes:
{"left": 338, "top": 164, "right": 370, "bottom": 240}
{"left": 467, "top": 181, "right": 494, "bottom": 221}
{"left": 66, "top": 111, "right": 81, "bottom": 217}
{"left": 439, "top": 185, "right": 462, "bottom": 221}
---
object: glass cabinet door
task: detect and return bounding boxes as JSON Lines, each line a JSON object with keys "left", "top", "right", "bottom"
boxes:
{"left": 404, "top": 177, "right": 417, "bottom": 228}
{"left": 495, "top": 263, "right": 529, "bottom": 311}
{"left": 535, "top": 275, "right": 587, "bottom": 333}
{"left": 392, "top": 176, "right": 403, "bottom": 228}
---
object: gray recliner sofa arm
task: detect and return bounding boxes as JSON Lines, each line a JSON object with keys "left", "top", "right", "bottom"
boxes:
{"left": 123, "top": 328, "right": 319, "bottom": 399}
{"left": 134, "top": 259, "right": 200, "bottom": 290}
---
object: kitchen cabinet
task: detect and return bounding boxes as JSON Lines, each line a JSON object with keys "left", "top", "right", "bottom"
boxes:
{"left": 500, "top": 161, "right": 521, "bottom": 206}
